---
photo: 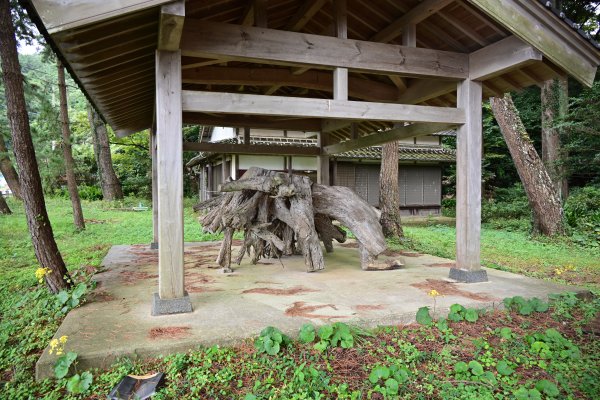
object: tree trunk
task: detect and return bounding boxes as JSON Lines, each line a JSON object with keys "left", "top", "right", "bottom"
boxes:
{"left": 0, "top": 192, "right": 10, "bottom": 214}
{"left": 490, "top": 94, "right": 564, "bottom": 236}
{"left": 378, "top": 140, "right": 404, "bottom": 238}
{"left": 541, "top": 78, "right": 568, "bottom": 201}
{"left": 0, "top": 0, "right": 71, "bottom": 293}
{"left": 87, "top": 104, "right": 123, "bottom": 201}
{"left": 0, "top": 133, "right": 22, "bottom": 199}
{"left": 58, "top": 61, "right": 85, "bottom": 230}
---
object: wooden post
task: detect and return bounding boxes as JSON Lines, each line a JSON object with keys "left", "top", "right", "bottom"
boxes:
{"left": 151, "top": 128, "right": 158, "bottom": 249}
{"left": 152, "top": 49, "right": 192, "bottom": 314}
{"left": 222, "top": 155, "right": 228, "bottom": 182}
{"left": 451, "top": 79, "right": 487, "bottom": 283}
{"left": 317, "top": 131, "right": 329, "bottom": 184}
{"left": 207, "top": 163, "right": 213, "bottom": 198}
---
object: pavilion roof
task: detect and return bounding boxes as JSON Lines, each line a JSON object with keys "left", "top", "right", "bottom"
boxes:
{"left": 21, "top": 0, "right": 600, "bottom": 145}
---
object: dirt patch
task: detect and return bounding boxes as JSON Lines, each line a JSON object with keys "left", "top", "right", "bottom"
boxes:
{"left": 186, "top": 286, "right": 222, "bottom": 294}
{"left": 354, "top": 304, "right": 386, "bottom": 311}
{"left": 284, "top": 301, "right": 340, "bottom": 319}
{"left": 185, "top": 271, "right": 217, "bottom": 293}
{"left": 339, "top": 242, "right": 359, "bottom": 249}
{"left": 242, "top": 286, "right": 317, "bottom": 296}
{"left": 87, "top": 290, "right": 116, "bottom": 303}
{"left": 254, "top": 280, "right": 281, "bottom": 285}
{"left": 84, "top": 218, "right": 106, "bottom": 224}
{"left": 148, "top": 326, "right": 191, "bottom": 340}
{"left": 127, "top": 247, "right": 158, "bottom": 265}
{"left": 120, "top": 270, "right": 158, "bottom": 285}
{"left": 410, "top": 279, "right": 498, "bottom": 302}
{"left": 425, "top": 262, "right": 456, "bottom": 268}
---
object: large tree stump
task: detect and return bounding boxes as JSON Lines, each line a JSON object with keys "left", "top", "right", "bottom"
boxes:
{"left": 195, "top": 167, "right": 389, "bottom": 272}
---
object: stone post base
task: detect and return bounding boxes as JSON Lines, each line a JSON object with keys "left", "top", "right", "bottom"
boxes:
{"left": 151, "top": 292, "right": 192, "bottom": 316}
{"left": 449, "top": 268, "right": 488, "bottom": 283}
{"left": 150, "top": 242, "right": 159, "bottom": 250}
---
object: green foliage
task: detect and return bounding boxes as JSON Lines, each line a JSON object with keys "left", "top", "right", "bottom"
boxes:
{"left": 313, "top": 322, "right": 355, "bottom": 351}
{"left": 446, "top": 303, "right": 479, "bottom": 323}
{"left": 503, "top": 296, "right": 549, "bottom": 316}
{"left": 298, "top": 323, "right": 315, "bottom": 343}
{"left": 254, "top": 326, "right": 289, "bottom": 356}
{"left": 368, "top": 364, "right": 410, "bottom": 396}
{"left": 65, "top": 371, "right": 93, "bottom": 394}
{"left": 496, "top": 360, "right": 514, "bottom": 376}
{"left": 416, "top": 306, "right": 433, "bottom": 325}
{"left": 481, "top": 184, "right": 530, "bottom": 225}
{"left": 78, "top": 184, "right": 103, "bottom": 201}
{"left": 53, "top": 351, "right": 77, "bottom": 379}
{"left": 55, "top": 282, "right": 87, "bottom": 314}
{"left": 564, "top": 186, "right": 600, "bottom": 248}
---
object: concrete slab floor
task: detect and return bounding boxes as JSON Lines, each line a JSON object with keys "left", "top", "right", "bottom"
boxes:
{"left": 36, "top": 241, "right": 582, "bottom": 380}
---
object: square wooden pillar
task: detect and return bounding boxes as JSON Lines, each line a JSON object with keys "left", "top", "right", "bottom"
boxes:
{"left": 451, "top": 79, "right": 487, "bottom": 283}
{"left": 150, "top": 128, "right": 158, "bottom": 249}
{"left": 152, "top": 49, "right": 192, "bottom": 314}
{"left": 317, "top": 132, "right": 330, "bottom": 185}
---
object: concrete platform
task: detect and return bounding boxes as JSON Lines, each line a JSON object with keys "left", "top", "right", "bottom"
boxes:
{"left": 36, "top": 241, "right": 580, "bottom": 379}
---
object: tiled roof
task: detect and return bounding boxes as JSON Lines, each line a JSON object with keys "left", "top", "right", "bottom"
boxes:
{"left": 336, "top": 146, "right": 456, "bottom": 162}
{"left": 192, "top": 136, "right": 456, "bottom": 163}
{"left": 538, "top": 0, "right": 600, "bottom": 49}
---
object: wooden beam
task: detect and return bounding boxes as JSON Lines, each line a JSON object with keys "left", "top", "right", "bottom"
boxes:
{"left": 467, "top": 0, "right": 599, "bottom": 87}
{"left": 370, "top": 0, "right": 454, "bottom": 43}
{"left": 155, "top": 49, "right": 186, "bottom": 301}
{"left": 181, "top": 91, "right": 467, "bottom": 124}
{"left": 323, "top": 122, "right": 454, "bottom": 154}
{"left": 181, "top": 20, "right": 469, "bottom": 79}
{"left": 455, "top": 79, "right": 483, "bottom": 273}
{"left": 158, "top": 0, "right": 185, "bottom": 51}
{"left": 150, "top": 128, "right": 158, "bottom": 247}
{"left": 182, "top": 142, "right": 320, "bottom": 156}
{"left": 183, "top": 113, "right": 322, "bottom": 131}
{"left": 397, "top": 79, "right": 456, "bottom": 104}
{"left": 181, "top": 66, "right": 399, "bottom": 102}
{"left": 317, "top": 132, "right": 330, "bottom": 184}
{"left": 284, "top": 0, "right": 328, "bottom": 31}
{"left": 469, "top": 36, "right": 542, "bottom": 81}
{"left": 32, "top": 0, "right": 172, "bottom": 34}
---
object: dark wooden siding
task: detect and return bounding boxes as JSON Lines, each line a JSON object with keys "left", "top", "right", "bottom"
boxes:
{"left": 335, "top": 162, "right": 442, "bottom": 210}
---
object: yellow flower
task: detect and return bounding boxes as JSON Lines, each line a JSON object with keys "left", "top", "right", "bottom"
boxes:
{"left": 555, "top": 269, "right": 562, "bottom": 275}
{"left": 59, "top": 335, "right": 68, "bottom": 344}
{"left": 428, "top": 289, "right": 441, "bottom": 297}
{"left": 35, "top": 267, "right": 50, "bottom": 284}
{"left": 49, "top": 339, "right": 59, "bottom": 355}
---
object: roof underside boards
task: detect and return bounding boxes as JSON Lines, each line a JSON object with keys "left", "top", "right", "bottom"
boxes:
{"left": 24, "top": 0, "right": 600, "bottom": 145}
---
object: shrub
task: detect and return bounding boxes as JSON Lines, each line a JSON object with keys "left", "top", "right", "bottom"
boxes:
{"left": 78, "top": 185, "right": 103, "bottom": 201}
{"left": 564, "top": 185, "right": 600, "bottom": 248}
{"left": 481, "top": 184, "right": 530, "bottom": 222}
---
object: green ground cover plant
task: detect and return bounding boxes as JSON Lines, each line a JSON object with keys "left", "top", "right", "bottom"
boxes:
{"left": 1, "top": 198, "right": 599, "bottom": 399}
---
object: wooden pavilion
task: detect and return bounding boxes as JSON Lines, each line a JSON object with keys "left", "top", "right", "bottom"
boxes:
{"left": 22, "top": 0, "right": 600, "bottom": 314}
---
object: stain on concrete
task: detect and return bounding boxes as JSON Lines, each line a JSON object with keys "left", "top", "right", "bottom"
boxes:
{"left": 425, "top": 262, "right": 456, "bottom": 268}
{"left": 354, "top": 304, "right": 386, "bottom": 311}
{"left": 120, "top": 270, "right": 158, "bottom": 285}
{"left": 87, "top": 290, "right": 116, "bottom": 303}
{"left": 284, "top": 301, "right": 340, "bottom": 319}
{"left": 242, "top": 286, "right": 317, "bottom": 296}
{"left": 148, "top": 326, "right": 191, "bottom": 340}
{"left": 411, "top": 279, "right": 498, "bottom": 302}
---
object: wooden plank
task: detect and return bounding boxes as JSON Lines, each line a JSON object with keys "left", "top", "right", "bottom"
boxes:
{"left": 469, "top": 36, "right": 542, "bottom": 81}
{"left": 181, "top": 91, "right": 466, "bottom": 124}
{"left": 158, "top": 0, "right": 185, "bottom": 51}
{"left": 182, "top": 142, "right": 320, "bottom": 156}
{"left": 455, "top": 79, "right": 482, "bottom": 271}
{"left": 31, "top": 0, "right": 171, "bottom": 34}
{"left": 467, "top": 0, "right": 599, "bottom": 87}
{"left": 284, "top": 0, "right": 328, "bottom": 31}
{"left": 182, "top": 113, "right": 322, "bottom": 131}
{"left": 150, "top": 128, "right": 158, "bottom": 247}
{"left": 370, "top": 0, "right": 454, "bottom": 43}
{"left": 181, "top": 66, "right": 399, "bottom": 102}
{"left": 323, "top": 122, "right": 454, "bottom": 154}
{"left": 181, "top": 20, "right": 469, "bottom": 79}
{"left": 155, "top": 50, "right": 185, "bottom": 300}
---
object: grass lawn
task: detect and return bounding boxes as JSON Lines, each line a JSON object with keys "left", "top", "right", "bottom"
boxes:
{"left": 0, "top": 198, "right": 598, "bottom": 399}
